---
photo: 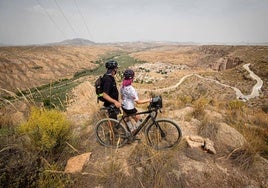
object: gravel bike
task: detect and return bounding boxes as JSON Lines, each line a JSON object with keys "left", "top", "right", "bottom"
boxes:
{"left": 95, "top": 96, "right": 182, "bottom": 150}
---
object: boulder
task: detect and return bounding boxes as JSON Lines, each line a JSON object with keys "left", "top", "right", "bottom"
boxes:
{"left": 65, "top": 152, "right": 91, "bottom": 173}
{"left": 185, "top": 135, "right": 216, "bottom": 154}
{"left": 215, "top": 123, "right": 247, "bottom": 153}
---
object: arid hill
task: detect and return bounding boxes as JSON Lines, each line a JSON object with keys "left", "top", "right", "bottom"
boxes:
{"left": 0, "top": 43, "right": 267, "bottom": 187}
{"left": 0, "top": 45, "right": 118, "bottom": 93}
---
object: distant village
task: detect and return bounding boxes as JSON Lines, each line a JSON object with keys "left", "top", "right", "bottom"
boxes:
{"left": 128, "top": 62, "right": 189, "bottom": 84}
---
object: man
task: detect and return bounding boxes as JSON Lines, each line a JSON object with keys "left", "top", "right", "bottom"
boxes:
{"left": 101, "top": 60, "right": 121, "bottom": 119}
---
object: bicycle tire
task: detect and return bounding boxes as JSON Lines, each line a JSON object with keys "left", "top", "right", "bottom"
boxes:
{"left": 95, "top": 118, "right": 128, "bottom": 148}
{"left": 145, "top": 118, "right": 182, "bottom": 150}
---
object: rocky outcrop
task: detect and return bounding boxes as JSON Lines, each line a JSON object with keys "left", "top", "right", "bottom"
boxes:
{"left": 213, "top": 122, "right": 247, "bottom": 154}
{"left": 210, "top": 57, "right": 243, "bottom": 71}
{"left": 185, "top": 135, "right": 216, "bottom": 154}
{"left": 65, "top": 152, "right": 91, "bottom": 173}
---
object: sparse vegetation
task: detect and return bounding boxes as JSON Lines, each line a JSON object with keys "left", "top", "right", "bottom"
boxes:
{"left": 0, "top": 107, "right": 76, "bottom": 187}
{"left": 1, "top": 44, "right": 268, "bottom": 187}
{"left": 38, "top": 164, "right": 72, "bottom": 188}
{"left": 231, "top": 123, "right": 268, "bottom": 160}
{"left": 198, "top": 117, "right": 219, "bottom": 140}
{"left": 19, "top": 107, "right": 71, "bottom": 153}
{"left": 127, "top": 145, "right": 181, "bottom": 187}
{"left": 192, "top": 97, "right": 210, "bottom": 120}
{"left": 228, "top": 146, "right": 255, "bottom": 170}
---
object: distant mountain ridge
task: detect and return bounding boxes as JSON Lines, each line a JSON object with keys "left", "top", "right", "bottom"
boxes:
{"left": 49, "top": 38, "right": 96, "bottom": 46}
{"left": 1, "top": 38, "right": 268, "bottom": 46}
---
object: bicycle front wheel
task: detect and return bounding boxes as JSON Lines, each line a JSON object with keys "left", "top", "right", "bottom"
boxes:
{"left": 146, "top": 118, "right": 182, "bottom": 150}
{"left": 95, "top": 118, "right": 128, "bottom": 148}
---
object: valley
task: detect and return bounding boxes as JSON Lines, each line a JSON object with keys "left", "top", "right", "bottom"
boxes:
{"left": 0, "top": 43, "right": 267, "bottom": 188}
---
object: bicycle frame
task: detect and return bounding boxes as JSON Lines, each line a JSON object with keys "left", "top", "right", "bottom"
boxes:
{"left": 118, "top": 107, "right": 160, "bottom": 137}
{"left": 96, "top": 103, "right": 182, "bottom": 149}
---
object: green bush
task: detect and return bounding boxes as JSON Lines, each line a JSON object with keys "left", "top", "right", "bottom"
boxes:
{"left": 19, "top": 107, "right": 71, "bottom": 153}
{"left": 192, "top": 97, "right": 209, "bottom": 119}
{"left": 228, "top": 100, "right": 245, "bottom": 110}
{"left": 38, "top": 164, "right": 72, "bottom": 188}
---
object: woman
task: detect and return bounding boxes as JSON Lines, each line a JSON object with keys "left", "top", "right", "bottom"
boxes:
{"left": 120, "top": 69, "right": 151, "bottom": 131}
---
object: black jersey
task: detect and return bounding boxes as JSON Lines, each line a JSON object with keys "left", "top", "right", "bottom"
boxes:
{"left": 101, "top": 74, "right": 119, "bottom": 107}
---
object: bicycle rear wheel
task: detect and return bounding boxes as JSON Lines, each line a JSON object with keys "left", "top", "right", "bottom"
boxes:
{"left": 146, "top": 118, "right": 182, "bottom": 150}
{"left": 95, "top": 118, "right": 128, "bottom": 148}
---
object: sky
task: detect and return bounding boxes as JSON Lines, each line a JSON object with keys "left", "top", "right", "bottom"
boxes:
{"left": 0, "top": 0, "right": 268, "bottom": 45}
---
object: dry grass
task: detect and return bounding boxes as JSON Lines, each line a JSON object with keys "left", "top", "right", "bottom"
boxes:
{"left": 228, "top": 147, "right": 255, "bottom": 170}
{"left": 0, "top": 113, "right": 14, "bottom": 130}
{"left": 224, "top": 100, "right": 249, "bottom": 125}
{"left": 191, "top": 97, "right": 210, "bottom": 120}
{"left": 249, "top": 110, "right": 268, "bottom": 128}
{"left": 198, "top": 117, "right": 219, "bottom": 140}
{"left": 0, "top": 114, "right": 42, "bottom": 187}
{"left": 1, "top": 44, "right": 268, "bottom": 187}
{"left": 75, "top": 142, "right": 185, "bottom": 187}
{"left": 232, "top": 123, "right": 268, "bottom": 160}
{"left": 196, "top": 97, "right": 268, "bottom": 167}
{"left": 94, "top": 159, "right": 125, "bottom": 187}
{"left": 122, "top": 143, "right": 183, "bottom": 188}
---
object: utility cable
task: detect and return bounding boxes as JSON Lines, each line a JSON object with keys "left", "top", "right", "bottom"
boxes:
{"left": 35, "top": 0, "right": 67, "bottom": 38}
{"left": 54, "top": 0, "right": 78, "bottom": 37}
{"left": 73, "top": 0, "right": 94, "bottom": 41}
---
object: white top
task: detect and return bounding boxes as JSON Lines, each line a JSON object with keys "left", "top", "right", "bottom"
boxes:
{"left": 120, "top": 85, "right": 139, "bottom": 110}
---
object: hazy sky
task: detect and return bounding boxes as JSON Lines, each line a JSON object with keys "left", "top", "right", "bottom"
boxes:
{"left": 0, "top": 0, "right": 268, "bottom": 45}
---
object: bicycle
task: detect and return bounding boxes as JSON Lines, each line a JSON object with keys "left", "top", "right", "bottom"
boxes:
{"left": 95, "top": 96, "right": 182, "bottom": 150}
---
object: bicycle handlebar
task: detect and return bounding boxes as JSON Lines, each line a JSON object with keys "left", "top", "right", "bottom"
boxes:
{"left": 100, "top": 95, "right": 162, "bottom": 114}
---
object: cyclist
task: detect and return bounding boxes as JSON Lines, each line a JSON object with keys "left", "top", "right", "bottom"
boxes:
{"left": 120, "top": 69, "right": 151, "bottom": 131}
{"left": 101, "top": 60, "right": 121, "bottom": 119}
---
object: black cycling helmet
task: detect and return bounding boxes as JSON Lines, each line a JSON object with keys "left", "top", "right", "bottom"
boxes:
{"left": 105, "top": 60, "right": 118, "bottom": 70}
{"left": 123, "top": 69, "right": 135, "bottom": 79}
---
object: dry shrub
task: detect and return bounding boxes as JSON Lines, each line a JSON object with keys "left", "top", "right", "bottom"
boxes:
{"left": 262, "top": 104, "right": 268, "bottom": 113}
{"left": 0, "top": 114, "right": 15, "bottom": 136}
{"left": 1, "top": 107, "right": 75, "bottom": 187}
{"left": 38, "top": 164, "right": 72, "bottom": 188}
{"left": 0, "top": 114, "right": 13, "bottom": 127}
{"left": 192, "top": 97, "right": 209, "bottom": 120}
{"left": 163, "top": 94, "right": 191, "bottom": 110}
{"left": 0, "top": 146, "right": 40, "bottom": 187}
{"left": 225, "top": 100, "right": 247, "bottom": 124}
{"left": 0, "top": 114, "right": 41, "bottom": 187}
{"left": 232, "top": 123, "right": 268, "bottom": 160}
{"left": 95, "top": 159, "right": 125, "bottom": 187}
{"left": 164, "top": 99, "right": 180, "bottom": 110}
{"left": 124, "top": 144, "right": 181, "bottom": 188}
{"left": 179, "top": 95, "right": 192, "bottom": 106}
{"left": 227, "top": 100, "right": 245, "bottom": 110}
{"left": 229, "top": 147, "right": 255, "bottom": 170}
{"left": 19, "top": 107, "right": 71, "bottom": 153}
{"left": 198, "top": 117, "right": 219, "bottom": 140}
{"left": 250, "top": 110, "right": 268, "bottom": 128}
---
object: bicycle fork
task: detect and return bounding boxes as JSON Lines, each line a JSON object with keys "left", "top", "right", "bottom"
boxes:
{"left": 153, "top": 120, "right": 166, "bottom": 138}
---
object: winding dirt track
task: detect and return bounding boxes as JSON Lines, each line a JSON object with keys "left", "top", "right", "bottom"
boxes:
{"left": 138, "top": 63, "right": 263, "bottom": 101}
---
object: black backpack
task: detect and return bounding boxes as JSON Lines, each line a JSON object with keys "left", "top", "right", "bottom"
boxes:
{"left": 95, "top": 75, "right": 105, "bottom": 103}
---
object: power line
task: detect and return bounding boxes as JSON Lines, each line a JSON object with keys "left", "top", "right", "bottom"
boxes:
{"left": 35, "top": 0, "right": 67, "bottom": 38}
{"left": 54, "top": 0, "right": 78, "bottom": 37}
{"left": 73, "top": 0, "right": 94, "bottom": 41}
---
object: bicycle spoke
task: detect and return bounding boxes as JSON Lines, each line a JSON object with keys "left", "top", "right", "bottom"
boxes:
{"left": 146, "top": 119, "right": 182, "bottom": 150}
{"left": 95, "top": 118, "right": 128, "bottom": 148}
